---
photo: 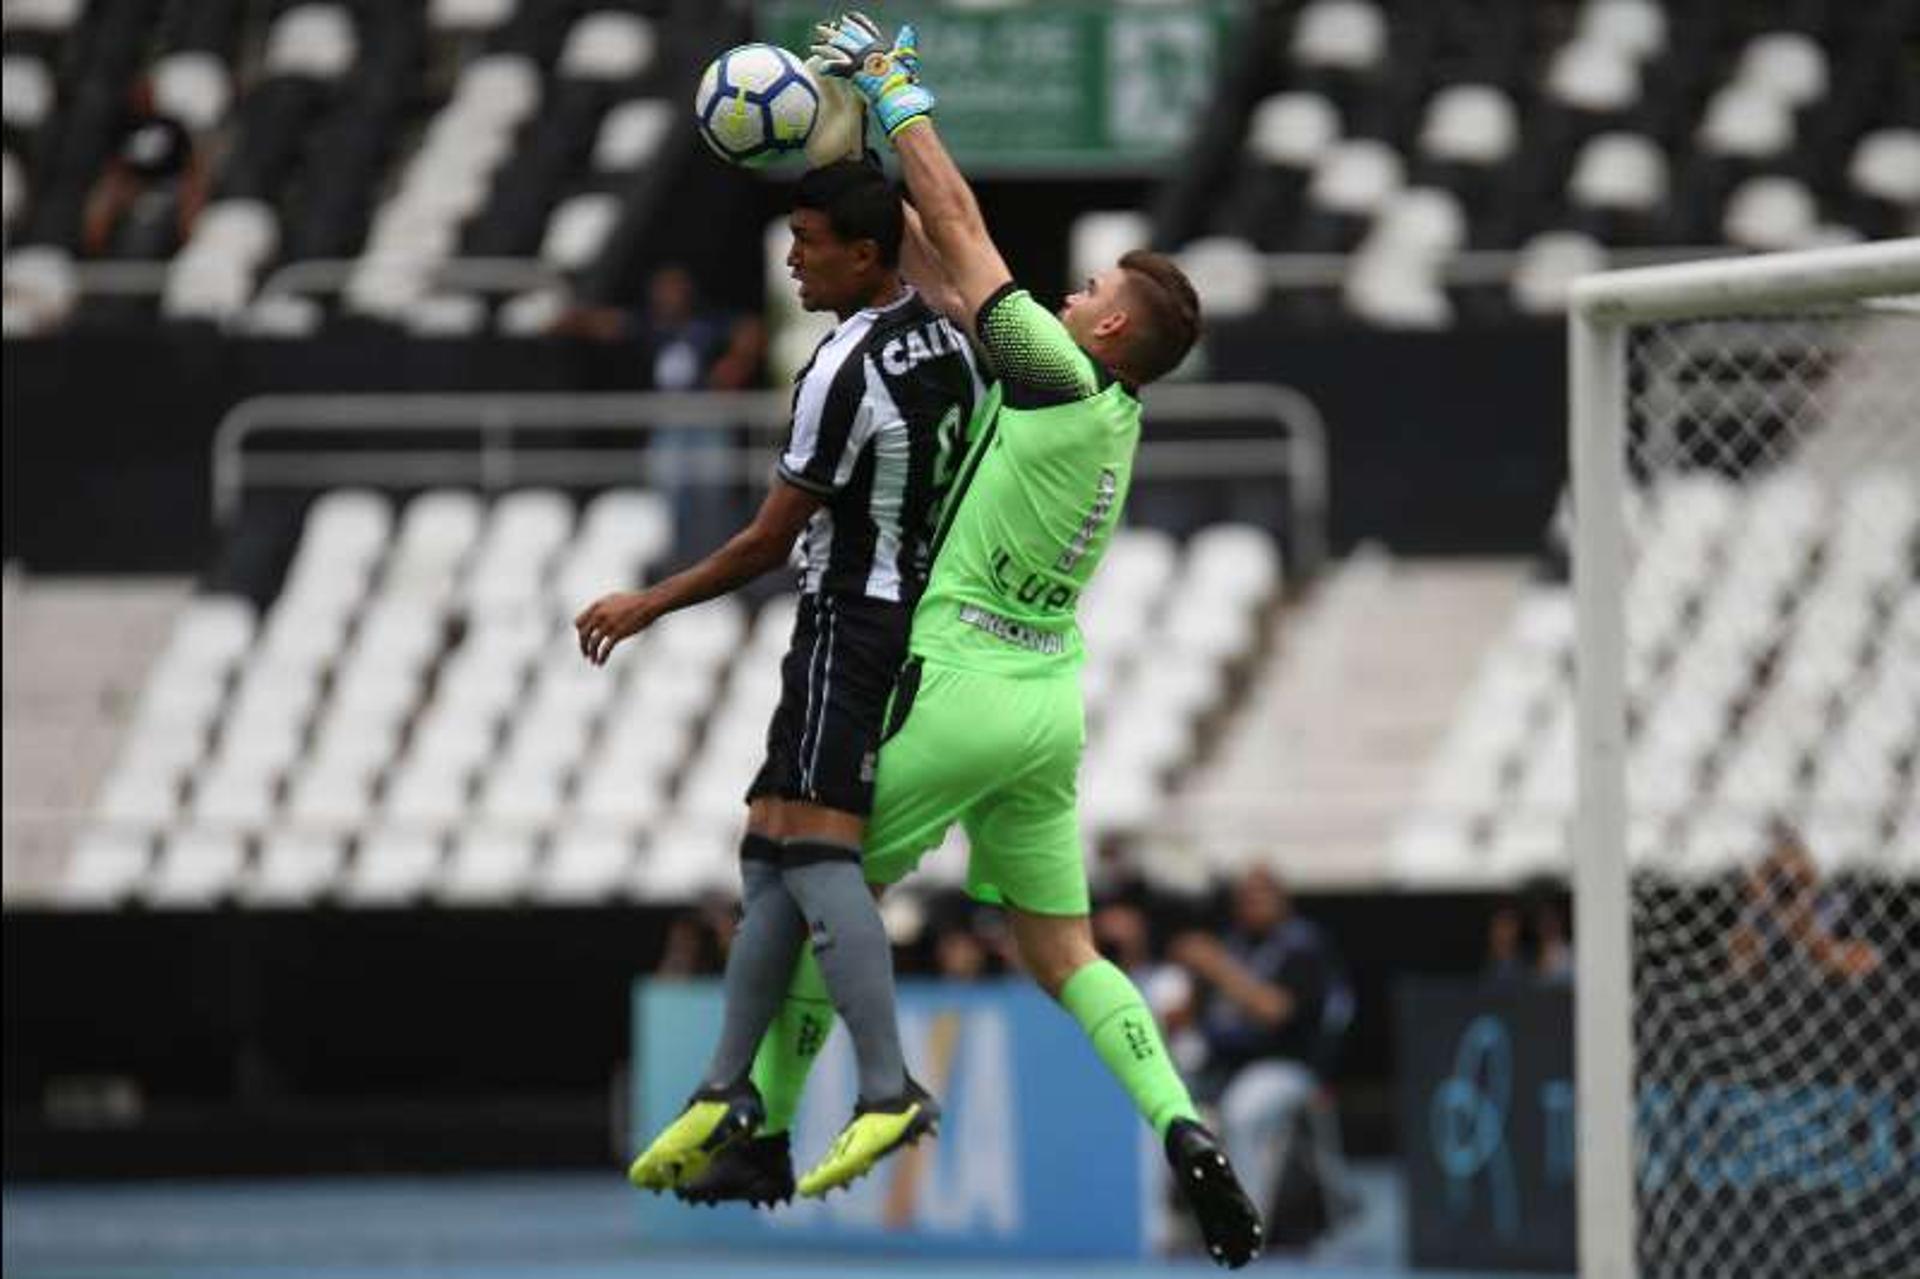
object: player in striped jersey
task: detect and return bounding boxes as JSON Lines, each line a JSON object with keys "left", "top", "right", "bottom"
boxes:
{"left": 577, "top": 158, "right": 981, "bottom": 1194}
{"left": 674, "top": 15, "right": 1264, "bottom": 1268}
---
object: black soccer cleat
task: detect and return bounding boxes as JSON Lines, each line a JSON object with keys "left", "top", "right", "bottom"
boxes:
{"left": 676, "top": 1130, "right": 796, "bottom": 1209}
{"left": 1166, "top": 1118, "right": 1263, "bottom": 1269}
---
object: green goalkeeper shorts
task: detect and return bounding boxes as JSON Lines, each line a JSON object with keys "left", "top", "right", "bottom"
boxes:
{"left": 862, "top": 658, "right": 1091, "bottom": 916}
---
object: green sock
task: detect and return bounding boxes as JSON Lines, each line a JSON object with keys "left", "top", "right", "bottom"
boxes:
{"left": 749, "top": 945, "right": 836, "bottom": 1136}
{"left": 1059, "top": 959, "right": 1200, "bottom": 1138}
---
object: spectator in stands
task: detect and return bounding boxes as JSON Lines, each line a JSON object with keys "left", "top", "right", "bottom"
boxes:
{"left": 1486, "top": 875, "right": 1573, "bottom": 983}
{"left": 1728, "top": 820, "right": 1882, "bottom": 983}
{"left": 654, "top": 891, "right": 739, "bottom": 977}
{"left": 1168, "top": 867, "right": 1353, "bottom": 1239}
{"left": 923, "top": 890, "right": 1012, "bottom": 983}
{"left": 553, "top": 264, "right": 766, "bottom": 556}
{"left": 82, "top": 77, "right": 210, "bottom": 260}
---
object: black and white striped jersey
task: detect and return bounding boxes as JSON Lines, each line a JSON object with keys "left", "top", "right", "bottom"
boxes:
{"left": 777, "top": 286, "right": 984, "bottom": 602}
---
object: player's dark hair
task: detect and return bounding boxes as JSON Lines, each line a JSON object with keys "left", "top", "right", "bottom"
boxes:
{"left": 1116, "top": 249, "right": 1202, "bottom": 385}
{"left": 794, "top": 159, "right": 903, "bottom": 268}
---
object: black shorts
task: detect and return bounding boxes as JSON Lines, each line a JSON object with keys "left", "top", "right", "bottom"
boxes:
{"left": 745, "top": 593, "right": 913, "bottom": 817}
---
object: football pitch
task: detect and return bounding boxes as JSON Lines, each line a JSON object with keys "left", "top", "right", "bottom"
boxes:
{"left": 3, "top": 1170, "right": 1563, "bottom": 1279}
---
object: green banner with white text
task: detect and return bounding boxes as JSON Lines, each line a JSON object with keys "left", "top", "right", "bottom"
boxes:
{"left": 758, "top": 2, "right": 1237, "bottom": 173}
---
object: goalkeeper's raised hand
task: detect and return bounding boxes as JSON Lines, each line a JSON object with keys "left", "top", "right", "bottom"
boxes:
{"left": 810, "top": 11, "right": 933, "bottom": 140}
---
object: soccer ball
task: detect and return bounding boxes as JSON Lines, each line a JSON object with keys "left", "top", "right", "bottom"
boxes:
{"left": 694, "top": 43, "right": 818, "bottom": 168}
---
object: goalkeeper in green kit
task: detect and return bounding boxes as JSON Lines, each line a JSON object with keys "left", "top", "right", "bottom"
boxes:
{"left": 633, "top": 12, "right": 1262, "bottom": 1266}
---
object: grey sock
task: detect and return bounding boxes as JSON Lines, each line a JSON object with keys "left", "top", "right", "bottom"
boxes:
{"left": 782, "top": 844, "right": 908, "bottom": 1105}
{"left": 700, "top": 836, "right": 808, "bottom": 1092}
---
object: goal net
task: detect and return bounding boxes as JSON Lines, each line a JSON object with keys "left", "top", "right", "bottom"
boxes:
{"left": 1569, "top": 243, "right": 1920, "bottom": 1279}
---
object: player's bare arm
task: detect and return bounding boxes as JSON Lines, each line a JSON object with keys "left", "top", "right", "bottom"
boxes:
{"left": 574, "top": 481, "right": 819, "bottom": 666}
{"left": 899, "top": 203, "right": 969, "bottom": 333}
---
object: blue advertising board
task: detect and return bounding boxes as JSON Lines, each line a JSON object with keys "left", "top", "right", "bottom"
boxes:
{"left": 631, "top": 978, "right": 1157, "bottom": 1259}
{"left": 1394, "top": 978, "right": 1576, "bottom": 1274}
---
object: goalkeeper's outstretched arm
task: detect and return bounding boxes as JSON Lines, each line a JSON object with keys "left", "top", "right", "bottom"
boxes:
{"left": 888, "top": 121, "right": 1011, "bottom": 325}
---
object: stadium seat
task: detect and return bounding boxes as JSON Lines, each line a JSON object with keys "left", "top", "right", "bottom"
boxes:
{"left": 1698, "top": 85, "right": 1793, "bottom": 161}
{"left": 383, "top": 764, "right": 474, "bottom": 828}
{"left": 1569, "top": 133, "right": 1668, "bottom": 217}
{"left": 62, "top": 829, "right": 154, "bottom": 907}
{"left": 1344, "top": 247, "right": 1453, "bottom": 328}
{"left": 594, "top": 100, "right": 672, "bottom": 172}
{"left": 1544, "top": 39, "right": 1640, "bottom": 114}
{"left": 1576, "top": 0, "right": 1667, "bottom": 61}
{"left": 343, "top": 828, "right": 446, "bottom": 905}
{"left": 1291, "top": 0, "right": 1387, "bottom": 75}
{"left": 4, "top": 0, "right": 83, "bottom": 29}
{"left": 94, "top": 765, "right": 187, "bottom": 828}
{"left": 1069, "top": 211, "right": 1153, "bottom": 290}
{"left": 263, "top": 5, "right": 359, "bottom": 81}
{"left": 634, "top": 820, "right": 735, "bottom": 901}
{"left": 429, "top": 0, "right": 516, "bottom": 32}
{"left": 1417, "top": 85, "right": 1517, "bottom": 167}
{"left": 1307, "top": 140, "right": 1405, "bottom": 220}
{"left": 558, "top": 13, "right": 655, "bottom": 82}
{"left": 1173, "top": 236, "right": 1266, "bottom": 319}
{"left": 1247, "top": 93, "right": 1341, "bottom": 169}
{"left": 405, "top": 293, "right": 487, "bottom": 336}
{"left": 0, "top": 57, "right": 53, "bottom": 129}
{"left": 246, "top": 831, "right": 345, "bottom": 905}
{"left": 1737, "top": 33, "right": 1828, "bottom": 110}
{"left": 285, "top": 767, "right": 375, "bottom": 831}
{"left": 1387, "top": 816, "right": 1477, "bottom": 885}
{"left": 536, "top": 829, "right": 637, "bottom": 903}
{"left": 572, "top": 765, "right": 668, "bottom": 829}
{"left": 439, "top": 829, "right": 538, "bottom": 903}
{"left": 148, "top": 829, "right": 247, "bottom": 907}
{"left": 1722, "top": 176, "right": 1819, "bottom": 251}
{"left": 152, "top": 51, "right": 233, "bottom": 132}
{"left": 1509, "top": 231, "right": 1605, "bottom": 316}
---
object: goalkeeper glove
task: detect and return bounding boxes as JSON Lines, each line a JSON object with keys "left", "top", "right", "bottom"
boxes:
{"left": 809, "top": 11, "right": 934, "bottom": 140}
{"left": 802, "top": 54, "right": 870, "bottom": 167}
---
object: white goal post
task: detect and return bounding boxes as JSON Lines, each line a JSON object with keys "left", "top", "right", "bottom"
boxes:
{"left": 1569, "top": 240, "right": 1920, "bottom": 1279}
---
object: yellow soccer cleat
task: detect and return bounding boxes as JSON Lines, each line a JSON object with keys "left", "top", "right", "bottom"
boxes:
{"left": 627, "top": 1082, "right": 764, "bottom": 1193}
{"left": 796, "top": 1079, "right": 940, "bottom": 1198}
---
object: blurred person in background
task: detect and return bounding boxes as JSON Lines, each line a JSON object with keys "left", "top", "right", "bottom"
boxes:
{"left": 1728, "top": 820, "right": 1882, "bottom": 983}
{"left": 1485, "top": 875, "right": 1573, "bottom": 984}
{"left": 553, "top": 264, "right": 767, "bottom": 554}
{"left": 1095, "top": 896, "right": 1205, "bottom": 1072}
{"left": 1169, "top": 866, "right": 1353, "bottom": 1243}
{"left": 82, "top": 76, "right": 210, "bottom": 261}
{"left": 653, "top": 890, "right": 740, "bottom": 978}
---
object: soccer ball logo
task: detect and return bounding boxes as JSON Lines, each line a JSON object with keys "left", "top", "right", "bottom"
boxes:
{"left": 694, "top": 43, "right": 819, "bottom": 168}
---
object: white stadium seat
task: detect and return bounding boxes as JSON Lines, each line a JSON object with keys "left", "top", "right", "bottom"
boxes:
{"left": 559, "top": 13, "right": 655, "bottom": 82}
{"left": 1699, "top": 85, "right": 1792, "bottom": 160}
{"left": 595, "top": 100, "right": 672, "bottom": 172}
{"left": 573, "top": 767, "right": 668, "bottom": 828}
{"left": 1723, "top": 176, "right": 1819, "bottom": 251}
{"left": 1570, "top": 133, "right": 1668, "bottom": 212}
{"left": 148, "top": 829, "right": 247, "bottom": 907}
{"left": 1291, "top": 0, "right": 1387, "bottom": 72}
{"left": 1308, "top": 140, "right": 1405, "bottom": 218}
{"left": 1246, "top": 93, "right": 1341, "bottom": 169}
{"left": 342, "top": 829, "right": 445, "bottom": 904}
{"left": 63, "top": 830, "right": 154, "bottom": 907}
{"left": 634, "top": 820, "right": 736, "bottom": 902}
{"left": 246, "top": 831, "right": 345, "bottom": 905}
{"left": 1, "top": 57, "right": 53, "bottom": 129}
{"left": 1069, "top": 211, "right": 1152, "bottom": 289}
{"left": 1418, "top": 85, "right": 1517, "bottom": 166}
{"left": 285, "top": 767, "right": 375, "bottom": 831}
{"left": 1510, "top": 231, "right": 1605, "bottom": 315}
{"left": 1577, "top": 0, "right": 1667, "bottom": 61}
{"left": 152, "top": 51, "right": 233, "bottom": 132}
{"left": 1738, "top": 33, "right": 1828, "bottom": 108}
{"left": 1176, "top": 237, "right": 1266, "bottom": 320}
{"left": 542, "top": 194, "right": 621, "bottom": 272}
{"left": 383, "top": 764, "right": 474, "bottom": 827}
{"left": 536, "top": 829, "right": 637, "bottom": 903}
{"left": 264, "top": 5, "right": 358, "bottom": 80}
{"left": 1545, "top": 39, "right": 1640, "bottom": 113}
{"left": 580, "top": 489, "right": 673, "bottom": 563}
{"left": 429, "top": 0, "right": 516, "bottom": 32}
{"left": 439, "top": 829, "right": 538, "bottom": 903}
{"left": 1848, "top": 129, "right": 1920, "bottom": 207}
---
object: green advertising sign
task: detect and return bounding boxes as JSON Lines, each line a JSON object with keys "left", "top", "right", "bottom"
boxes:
{"left": 758, "top": 2, "right": 1237, "bottom": 173}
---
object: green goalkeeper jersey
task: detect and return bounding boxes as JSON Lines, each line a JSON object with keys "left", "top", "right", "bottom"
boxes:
{"left": 910, "top": 284, "right": 1141, "bottom": 678}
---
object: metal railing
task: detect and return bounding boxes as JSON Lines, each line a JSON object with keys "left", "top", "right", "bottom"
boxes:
{"left": 210, "top": 383, "right": 1330, "bottom": 575}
